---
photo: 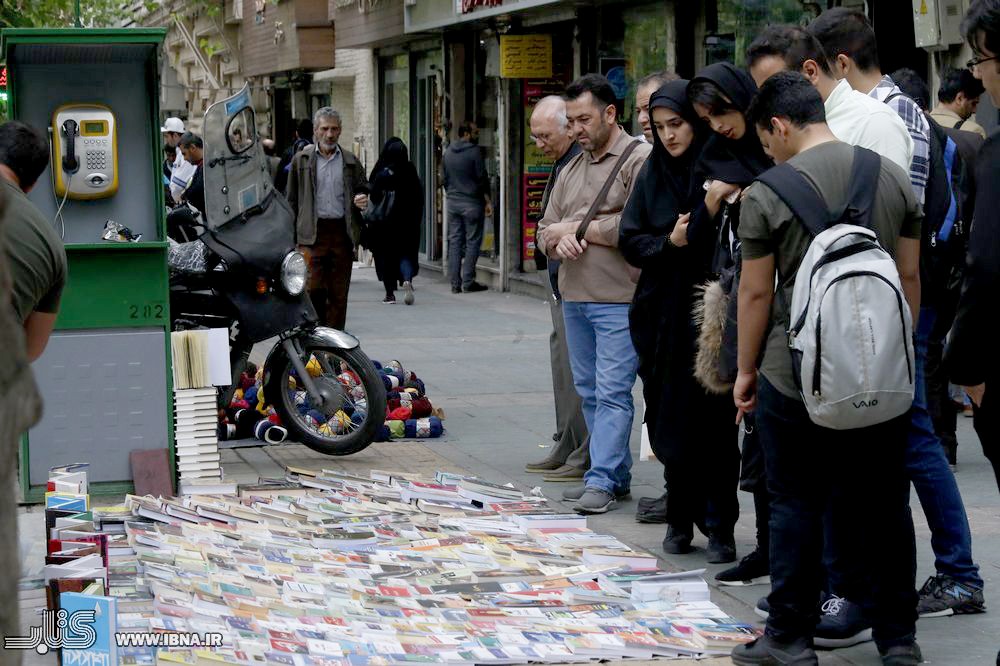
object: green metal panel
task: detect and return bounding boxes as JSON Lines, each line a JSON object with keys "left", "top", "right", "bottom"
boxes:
{"left": 56, "top": 246, "right": 170, "bottom": 329}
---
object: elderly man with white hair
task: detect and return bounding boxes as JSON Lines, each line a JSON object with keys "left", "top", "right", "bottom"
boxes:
{"left": 523, "top": 95, "right": 590, "bottom": 482}
{"left": 287, "top": 106, "right": 369, "bottom": 330}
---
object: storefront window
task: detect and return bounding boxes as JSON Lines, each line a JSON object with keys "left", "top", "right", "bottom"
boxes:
{"left": 708, "top": 0, "right": 820, "bottom": 67}
{"left": 382, "top": 54, "right": 410, "bottom": 144}
{"left": 597, "top": 3, "right": 671, "bottom": 137}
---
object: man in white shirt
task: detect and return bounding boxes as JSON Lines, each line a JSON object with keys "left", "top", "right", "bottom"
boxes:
{"left": 746, "top": 25, "right": 912, "bottom": 173}
{"left": 161, "top": 117, "right": 195, "bottom": 204}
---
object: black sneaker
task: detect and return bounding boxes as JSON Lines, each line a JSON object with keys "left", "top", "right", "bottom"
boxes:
{"left": 451, "top": 285, "right": 461, "bottom": 294}
{"left": 662, "top": 525, "right": 693, "bottom": 554}
{"left": 814, "top": 595, "right": 872, "bottom": 649}
{"left": 635, "top": 492, "right": 668, "bottom": 523}
{"left": 755, "top": 596, "right": 771, "bottom": 619}
{"left": 463, "top": 282, "right": 488, "bottom": 293}
{"left": 716, "top": 548, "right": 770, "bottom": 586}
{"left": 706, "top": 533, "right": 737, "bottom": 564}
{"left": 731, "top": 635, "right": 818, "bottom": 665}
{"left": 879, "top": 642, "right": 923, "bottom": 665}
{"left": 916, "top": 574, "right": 986, "bottom": 617}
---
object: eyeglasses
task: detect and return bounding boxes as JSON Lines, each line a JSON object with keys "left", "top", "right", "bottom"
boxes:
{"left": 967, "top": 54, "right": 999, "bottom": 70}
{"left": 530, "top": 133, "right": 551, "bottom": 143}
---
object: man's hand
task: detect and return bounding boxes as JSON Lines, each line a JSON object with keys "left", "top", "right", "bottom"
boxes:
{"left": 556, "top": 234, "right": 588, "bottom": 260}
{"left": 733, "top": 370, "right": 758, "bottom": 424}
{"left": 669, "top": 213, "right": 691, "bottom": 247}
{"left": 485, "top": 201, "right": 494, "bottom": 217}
{"left": 539, "top": 221, "right": 579, "bottom": 255}
{"left": 353, "top": 193, "right": 369, "bottom": 211}
{"left": 963, "top": 383, "right": 986, "bottom": 408}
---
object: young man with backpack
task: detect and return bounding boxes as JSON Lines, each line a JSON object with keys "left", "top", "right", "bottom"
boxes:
{"left": 808, "top": 7, "right": 986, "bottom": 631}
{"left": 731, "top": 71, "right": 922, "bottom": 666}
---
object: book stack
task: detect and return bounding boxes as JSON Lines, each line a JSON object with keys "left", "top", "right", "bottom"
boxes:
{"left": 41, "top": 464, "right": 155, "bottom": 664}
{"left": 105, "top": 465, "right": 761, "bottom": 664}
{"left": 174, "top": 387, "right": 225, "bottom": 493}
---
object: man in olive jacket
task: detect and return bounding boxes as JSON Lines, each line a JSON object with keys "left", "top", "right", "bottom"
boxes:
{"left": 287, "top": 107, "right": 369, "bottom": 330}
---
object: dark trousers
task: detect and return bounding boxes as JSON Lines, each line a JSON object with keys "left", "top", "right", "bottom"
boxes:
{"left": 447, "top": 199, "right": 484, "bottom": 289}
{"left": 973, "top": 387, "right": 1000, "bottom": 491}
{"left": 757, "top": 376, "right": 916, "bottom": 651}
{"left": 545, "top": 294, "right": 590, "bottom": 470}
{"left": 740, "top": 415, "right": 771, "bottom": 557}
{"left": 660, "top": 412, "right": 740, "bottom": 536}
{"left": 306, "top": 219, "right": 353, "bottom": 330}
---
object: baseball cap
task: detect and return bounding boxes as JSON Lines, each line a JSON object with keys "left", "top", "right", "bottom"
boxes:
{"left": 160, "top": 117, "right": 185, "bottom": 133}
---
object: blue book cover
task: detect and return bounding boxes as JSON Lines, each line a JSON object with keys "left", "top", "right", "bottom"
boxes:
{"left": 59, "top": 591, "right": 117, "bottom": 665}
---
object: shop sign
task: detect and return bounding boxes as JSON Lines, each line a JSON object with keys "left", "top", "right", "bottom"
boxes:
{"left": 458, "top": 0, "right": 503, "bottom": 15}
{"left": 500, "top": 35, "right": 552, "bottom": 79}
{"left": 0, "top": 67, "right": 6, "bottom": 87}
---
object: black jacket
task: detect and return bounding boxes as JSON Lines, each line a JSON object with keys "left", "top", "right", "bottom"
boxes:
{"left": 442, "top": 139, "right": 489, "bottom": 203}
{"left": 946, "top": 130, "right": 1000, "bottom": 385}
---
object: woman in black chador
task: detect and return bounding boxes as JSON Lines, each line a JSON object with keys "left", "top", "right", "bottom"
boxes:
{"left": 619, "top": 79, "right": 741, "bottom": 565}
{"left": 366, "top": 138, "right": 424, "bottom": 305}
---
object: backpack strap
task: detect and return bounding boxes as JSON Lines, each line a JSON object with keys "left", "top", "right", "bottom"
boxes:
{"left": 953, "top": 119, "right": 965, "bottom": 130}
{"left": 938, "top": 137, "right": 959, "bottom": 243}
{"left": 841, "top": 146, "right": 881, "bottom": 230}
{"left": 756, "top": 163, "right": 830, "bottom": 237}
{"left": 754, "top": 145, "right": 882, "bottom": 237}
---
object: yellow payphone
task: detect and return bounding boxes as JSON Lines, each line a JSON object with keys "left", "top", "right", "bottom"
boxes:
{"left": 50, "top": 103, "right": 119, "bottom": 200}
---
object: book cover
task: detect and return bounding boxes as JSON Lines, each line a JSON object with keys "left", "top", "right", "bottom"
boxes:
{"left": 59, "top": 591, "right": 118, "bottom": 665}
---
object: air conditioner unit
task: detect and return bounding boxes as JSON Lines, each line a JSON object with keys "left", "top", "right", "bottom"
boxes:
{"left": 913, "top": 0, "right": 965, "bottom": 49}
{"left": 226, "top": 0, "right": 243, "bottom": 24}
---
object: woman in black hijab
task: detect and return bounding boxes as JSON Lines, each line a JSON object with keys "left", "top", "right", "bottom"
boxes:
{"left": 366, "top": 138, "right": 424, "bottom": 304}
{"left": 620, "top": 80, "right": 739, "bottom": 565}
{"left": 682, "top": 63, "right": 774, "bottom": 585}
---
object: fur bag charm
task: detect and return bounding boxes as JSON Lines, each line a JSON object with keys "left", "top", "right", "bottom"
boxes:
{"left": 692, "top": 279, "right": 734, "bottom": 394}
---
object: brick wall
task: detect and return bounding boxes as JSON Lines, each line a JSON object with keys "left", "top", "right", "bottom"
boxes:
{"left": 327, "top": 48, "right": 377, "bottom": 172}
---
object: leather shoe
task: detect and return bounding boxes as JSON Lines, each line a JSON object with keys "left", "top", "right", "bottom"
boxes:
{"left": 463, "top": 282, "right": 488, "bottom": 293}
{"left": 524, "top": 458, "right": 563, "bottom": 473}
{"left": 543, "top": 465, "right": 585, "bottom": 482}
{"left": 635, "top": 492, "right": 667, "bottom": 523}
{"left": 662, "top": 525, "right": 693, "bottom": 554}
{"left": 731, "top": 635, "right": 818, "bottom": 665}
{"left": 706, "top": 533, "right": 737, "bottom": 564}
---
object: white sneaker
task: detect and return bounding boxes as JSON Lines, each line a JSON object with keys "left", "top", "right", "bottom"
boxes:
{"left": 403, "top": 281, "right": 415, "bottom": 305}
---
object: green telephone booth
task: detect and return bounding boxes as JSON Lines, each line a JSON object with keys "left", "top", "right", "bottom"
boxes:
{"left": 1, "top": 28, "right": 174, "bottom": 501}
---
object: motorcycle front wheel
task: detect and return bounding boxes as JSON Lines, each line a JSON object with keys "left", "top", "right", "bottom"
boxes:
{"left": 267, "top": 344, "right": 386, "bottom": 456}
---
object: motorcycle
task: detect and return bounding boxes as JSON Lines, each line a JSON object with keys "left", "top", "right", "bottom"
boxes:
{"left": 167, "top": 85, "right": 386, "bottom": 456}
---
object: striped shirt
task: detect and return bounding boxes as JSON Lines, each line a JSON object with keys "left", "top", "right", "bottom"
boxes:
{"left": 869, "top": 74, "right": 930, "bottom": 205}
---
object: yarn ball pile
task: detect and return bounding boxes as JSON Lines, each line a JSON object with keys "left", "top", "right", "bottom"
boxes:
{"left": 223, "top": 358, "right": 444, "bottom": 443}
{"left": 371, "top": 359, "right": 444, "bottom": 442}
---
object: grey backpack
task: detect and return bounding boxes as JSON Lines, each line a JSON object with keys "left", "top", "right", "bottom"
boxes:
{"left": 756, "top": 146, "right": 915, "bottom": 430}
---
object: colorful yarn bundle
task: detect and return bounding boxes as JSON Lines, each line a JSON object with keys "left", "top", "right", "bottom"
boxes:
{"left": 220, "top": 358, "right": 444, "bottom": 443}
{"left": 371, "top": 359, "right": 444, "bottom": 442}
{"left": 404, "top": 417, "right": 443, "bottom": 438}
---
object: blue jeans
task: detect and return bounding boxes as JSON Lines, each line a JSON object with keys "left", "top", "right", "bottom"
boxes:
{"left": 561, "top": 301, "right": 638, "bottom": 495}
{"left": 447, "top": 199, "right": 484, "bottom": 289}
{"left": 400, "top": 256, "right": 416, "bottom": 283}
{"left": 757, "top": 376, "right": 916, "bottom": 650}
{"left": 907, "top": 308, "right": 981, "bottom": 587}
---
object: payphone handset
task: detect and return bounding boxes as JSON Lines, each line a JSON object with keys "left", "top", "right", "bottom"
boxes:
{"left": 51, "top": 104, "right": 119, "bottom": 201}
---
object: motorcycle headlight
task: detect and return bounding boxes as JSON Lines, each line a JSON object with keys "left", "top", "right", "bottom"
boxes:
{"left": 281, "top": 251, "right": 307, "bottom": 296}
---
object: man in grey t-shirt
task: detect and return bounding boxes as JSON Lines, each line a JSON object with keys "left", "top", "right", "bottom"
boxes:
{"left": 729, "top": 73, "right": 922, "bottom": 666}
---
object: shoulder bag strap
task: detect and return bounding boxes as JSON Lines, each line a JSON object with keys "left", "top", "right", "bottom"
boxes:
{"left": 842, "top": 146, "right": 881, "bottom": 230}
{"left": 575, "top": 139, "right": 643, "bottom": 242}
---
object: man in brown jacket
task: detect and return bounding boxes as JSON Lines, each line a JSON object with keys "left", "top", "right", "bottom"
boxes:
{"left": 287, "top": 107, "right": 369, "bottom": 330}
